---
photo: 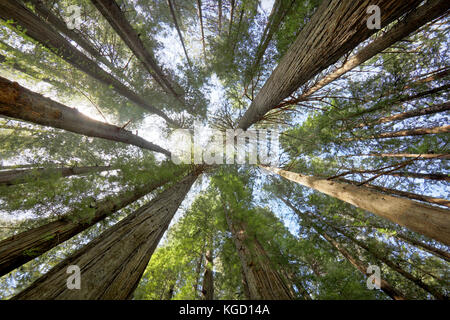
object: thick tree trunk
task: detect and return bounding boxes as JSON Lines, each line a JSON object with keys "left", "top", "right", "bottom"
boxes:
{"left": 0, "top": 165, "right": 112, "bottom": 186}
{"left": 0, "top": 166, "right": 185, "bottom": 277}
{"left": 261, "top": 166, "right": 450, "bottom": 245}
{"left": 167, "top": 0, "right": 192, "bottom": 68}
{"left": 90, "top": 0, "right": 184, "bottom": 102}
{"left": 218, "top": 0, "right": 222, "bottom": 34}
{"left": 223, "top": 204, "right": 294, "bottom": 300}
{"left": 201, "top": 249, "right": 214, "bottom": 300}
{"left": 309, "top": 211, "right": 448, "bottom": 300}
{"left": 354, "top": 102, "right": 450, "bottom": 128}
{"left": 237, "top": 0, "right": 424, "bottom": 130}
{"left": 25, "top": 0, "right": 114, "bottom": 69}
{"left": 12, "top": 172, "right": 199, "bottom": 299}
{"left": 348, "top": 125, "right": 450, "bottom": 140}
{"left": 0, "top": 0, "right": 175, "bottom": 126}
{"left": 338, "top": 178, "right": 450, "bottom": 208}
{"left": 297, "top": 0, "right": 450, "bottom": 100}
{"left": 193, "top": 252, "right": 204, "bottom": 299}
{"left": 0, "top": 76, "right": 170, "bottom": 156}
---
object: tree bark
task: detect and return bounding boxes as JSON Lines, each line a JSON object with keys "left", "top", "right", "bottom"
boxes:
{"left": 222, "top": 202, "right": 294, "bottom": 300}
{"left": 90, "top": 0, "right": 184, "bottom": 102}
{"left": 297, "top": 0, "right": 450, "bottom": 100}
{"left": 237, "top": 0, "right": 424, "bottom": 130}
{"left": 218, "top": 0, "right": 222, "bottom": 34}
{"left": 348, "top": 125, "right": 450, "bottom": 140}
{"left": 0, "top": 166, "right": 186, "bottom": 277}
{"left": 228, "top": 0, "right": 235, "bottom": 37}
{"left": 0, "top": 76, "right": 171, "bottom": 156}
{"left": 352, "top": 153, "right": 450, "bottom": 160}
{"left": 261, "top": 166, "right": 450, "bottom": 245}
{"left": 201, "top": 249, "right": 214, "bottom": 300}
{"left": 12, "top": 172, "right": 199, "bottom": 299}
{"left": 0, "top": 0, "right": 176, "bottom": 126}
{"left": 0, "top": 165, "right": 112, "bottom": 186}
{"left": 388, "top": 171, "right": 450, "bottom": 182}
{"left": 282, "top": 198, "right": 406, "bottom": 300}
{"left": 196, "top": 0, "right": 207, "bottom": 61}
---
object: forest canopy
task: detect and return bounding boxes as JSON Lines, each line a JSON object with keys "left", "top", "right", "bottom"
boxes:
{"left": 0, "top": 0, "right": 448, "bottom": 301}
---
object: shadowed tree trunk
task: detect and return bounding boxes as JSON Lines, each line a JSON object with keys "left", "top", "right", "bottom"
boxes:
{"left": 261, "top": 166, "right": 450, "bottom": 245}
{"left": 222, "top": 202, "right": 295, "bottom": 300}
{"left": 201, "top": 248, "right": 214, "bottom": 300}
{"left": 0, "top": 165, "right": 112, "bottom": 186}
{"left": 196, "top": 0, "right": 207, "bottom": 61}
{"left": 350, "top": 153, "right": 450, "bottom": 160}
{"left": 0, "top": 165, "right": 186, "bottom": 277}
{"left": 282, "top": 198, "right": 406, "bottom": 300}
{"left": 228, "top": 0, "right": 235, "bottom": 37}
{"left": 0, "top": 76, "right": 170, "bottom": 156}
{"left": 218, "top": 0, "right": 222, "bottom": 34}
{"left": 387, "top": 172, "right": 450, "bottom": 182}
{"left": 12, "top": 171, "right": 199, "bottom": 299}
{"left": 237, "top": 0, "right": 425, "bottom": 130}
{"left": 90, "top": 0, "right": 184, "bottom": 102}
{"left": 0, "top": 0, "right": 176, "bottom": 126}
{"left": 347, "top": 125, "right": 450, "bottom": 141}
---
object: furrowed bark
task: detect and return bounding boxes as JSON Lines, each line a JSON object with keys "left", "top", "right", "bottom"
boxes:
{"left": 0, "top": 166, "right": 185, "bottom": 277}
{"left": 223, "top": 203, "right": 294, "bottom": 300}
{"left": 297, "top": 0, "right": 450, "bottom": 100}
{"left": 282, "top": 198, "right": 406, "bottom": 300}
{"left": 12, "top": 172, "right": 199, "bottom": 299}
{"left": 0, "top": 0, "right": 176, "bottom": 126}
{"left": 237, "top": 0, "right": 425, "bottom": 130}
{"left": 90, "top": 0, "right": 184, "bottom": 102}
{"left": 261, "top": 166, "right": 450, "bottom": 245}
{"left": 0, "top": 76, "right": 171, "bottom": 156}
{"left": 201, "top": 249, "right": 214, "bottom": 300}
{"left": 0, "top": 165, "right": 112, "bottom": 186}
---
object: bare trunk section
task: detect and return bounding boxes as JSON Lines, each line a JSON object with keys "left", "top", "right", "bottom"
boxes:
{"left": 0, "top": 0, "right": 176, "bottom": 126}
{"left": 0, "top": 165, "right": 112, "bottom": 186}
{"left": 196, "top": 0, "right": 207, "bottom": 61}
{"left": 223, "top": 203, "right": 294, "bottom": 300}
{"left": 228, "top": 0, "right": 235, "bottom": 37}
{"left": 0, "top": 76, "right": 170, "bottom": 156}
{"left": 167, "top": 0, "right": 192, "bottom": 68}
{"left": 201, "top": 249, "right": 214, "bottom": 300}
{"left": 237, "top": 0, "right": 425, "bottom": 130}
{"left": 12, "top": 172, "right": 199, "bottom": 299}
{"left": 218, "top": 0, "right": 222, "bottom": 34}
{"left": 338, "top": 178, "right": 450, "bottom": 209}
{"left": 297, "top": 0, "right": 450, "bottom": 100}
{"left": 283, "top": 198, "right": 405, "bottom": 300}
{"left": 353, "top": 153, "right": 450, "bottom": 160}
{"left": 0, "top": 167, "right": 186, "bottom": 277}
{"left": 347, "top": 125, "right": 450, "bottom": 141}
{"left": 354, "top": 102, "right": 450, "bottom": 128}
{"left": 388, "top": 172, "right": 449, "bottom": 182}
{"left": 261, "top": 166, "right": 450, "bottom": 245}
{"left": 90, "top": 0, "right": 184, "bottom": 102}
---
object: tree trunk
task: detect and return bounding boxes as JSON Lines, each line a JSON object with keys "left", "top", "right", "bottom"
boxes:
{"left": 261, "top": 166, "right": 450, "bottom": 245}
{"left": 193, "top": 252, "right": 203, "bottom": 299}
{"left": 338, "top": 178, "right": 450, "bottom": 208}
{"left": 0, "top": 0, "right": 175, "bottom": 126}
{"left": 352, "top": 153, "right": 450, "bottom": 160}
{"left": 309, "top": 210, "right": 448, "bottom": 300}
{"left": 12, "top": 172, "right": 199, "bottom": 299}
{"left": 223, "top": 203, "right": 294, "bottom": 300}
{"left": 348, "top": 125, "right": 450, "bottom": 141}
{"left": 297, "top": 0, "right": 450, "bottom": 100}
{"left": 0, "top": 166, "right": 186, "bottom": 277}
{"left": 201, "top": 249, "right": 214, "bottom": 300}
{"left": 237, "top": 0, "right": 424, "bottom": 130}
{"left": 388, "top": 171, "right": 450, "bottom": 182}
{"left": 25, "top": 0, "right": 114, "bottom": 69}
{"left": 0, "top": 76, "right": 170, "bottom": 156}
{"left": 196, "top": 0, "right": 207, "bottom": 61}
{"left": 228, "top": 0, "right": 235, "bottom": 37}
{"left": 167, "top": 0, "right": 192, "bottom": 68}
{"left": 0, "top": 165, "right": 112, "bottom": 186}
{"left": 218, "top": 0, "right": 222, "bottom": 34}
{"left": 354, "top": 102, "right": 450, "bottom": 128}
{"left": 283, "top": 198, "right": 406, "bottom": 300}
{"left": 90, "top": 0, "right": 184, "bottom": 102}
